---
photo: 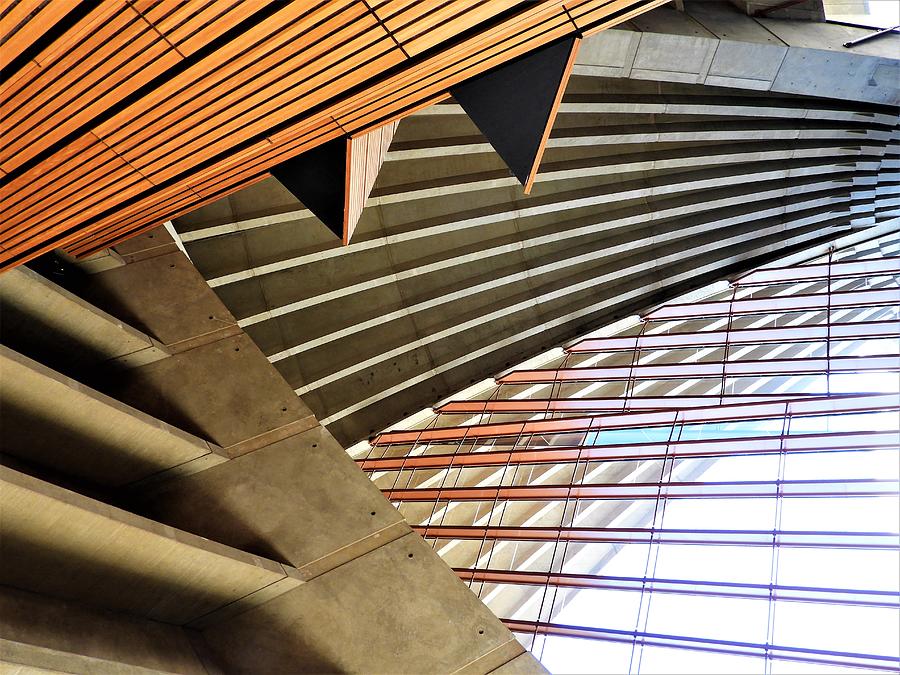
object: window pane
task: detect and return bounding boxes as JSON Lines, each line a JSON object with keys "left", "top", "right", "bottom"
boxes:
{"left": 774, "top": 601, "right": 900, "bottom": 657}
{"left": 779, "top": 496, "right": 900, "bottom": 532}
{"left": 551, "top": 587, "right": 642, "bottom": 631}
{"left": 653, "top": 544, "right": 774, "bottom": 585}
{"left": 638, "top": 645, "right": 764, "bottom": 674}
{"left": 661, "top": 497, "right": 777, "bottom": 530}
{"left": 540, "top": 635, "right": 633, "bottom": 675}
{"left": 777, "top": 548, "right": 900, "bottom": 592}
{"left": 644, "top": 593, "right": 770, "bottom": 643}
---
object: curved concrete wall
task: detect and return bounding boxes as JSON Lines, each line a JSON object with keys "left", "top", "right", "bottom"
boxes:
{"left": 173, "top": 7, "right": 898, "bottom": 445}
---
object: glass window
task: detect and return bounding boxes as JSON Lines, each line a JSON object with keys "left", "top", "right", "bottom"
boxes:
{"left": 588, "top": 426, "right": 673, "bottom": 446}
{"left": 779, "top": 496, "right": 900, "bottom": 532}
{"left": 653, "top": 544, "right": 774, "bottom": 585}
{"left": 660, "top": 497, "right": 777, "bottom": 530}
{"left": 675, "top": 454, "right": 780, "bottom": 482}
{"left": 567, "top": 542, "right": 652, "bottom": 578}
{"left": 774, "top": 601, "right": 900, "bottom": 657}
{"left": 364, "top": 232, "right": 900, "bottom": 675}
{"left": 771, "top": 658, "right": 888, "bottom": 674}
{"left": 680, "top": 418, "right": 785, "bottom": 441}
{"left": 643, "top": 593, "right": 770, "bottom": 643}
{"left": 776, "top": 548, "right": 900, "bottom": 592}
{"left": 784, "top": 449, "right": 900, "bottom": 480}
{"left": 539, "top": 635, "right": 634, "bottom": 675}
{"left": 638, "top": 646, "right": 764, "bottom": 674}
{"left": 789, "top": 411, "right": 900, "bottom": 434}
{"left": 550, "top": 587, "right": 643, "bottom": 631}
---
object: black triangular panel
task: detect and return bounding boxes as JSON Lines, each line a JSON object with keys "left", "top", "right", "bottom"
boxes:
{"left": 451, "top": 36, "right": 578, "bottom": 188}
{"left": 271, "top": 136, "right": 347, "bottom": 239}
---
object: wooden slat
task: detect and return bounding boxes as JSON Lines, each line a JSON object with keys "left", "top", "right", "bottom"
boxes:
{"left": 133, "top": 28, "right": 402, "bottom": 181}
{"left": 344, "top": 119, "right": 399, "bottom": 244}
{"left": 1, "top": 3, "right": 116, "bottom": 106}
{"left": 1, "top": 23, "right": 180, "bottom": 172}
{"left": 0, "top": 0, "right": 660, "bottom": 271}
{"left": 0, "top": 0, "right": 80, "bottom": 71}
{"left": 63, "top": 9, "right": 580, "bottom": 258}
{"left": 1, "top": 5, "right": 140, "bottom": 136}
{"left": 0, "top": 133, "right": 105, "bottom": 219}
{"left": 73, "top": 7, "right": 577, "bottom": 244}
{"left": 569, "top": 0, "right": 671, "bottom": 36}
{"left": 383, "top": 1, "right": 524, "bottom": 57}
{"left": 95, "top": 3, "right": 364, "bottom": 149}
{"left": 68, "top": 9, "right": 574, "bottom": 252}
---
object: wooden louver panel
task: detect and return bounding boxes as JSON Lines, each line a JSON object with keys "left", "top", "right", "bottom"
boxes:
{"left": 271, "top": 119, "right": 397, "bottom": 245}
{"left": 345, "top": 120, "right": 399, "bottom": 244}
{"left": 0, "top": 0, "right": 669, "bottom": 271}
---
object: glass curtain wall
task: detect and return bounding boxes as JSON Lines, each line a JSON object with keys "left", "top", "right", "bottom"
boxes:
{"left": 351, "top": 231, "right": 900, "bottom": 674}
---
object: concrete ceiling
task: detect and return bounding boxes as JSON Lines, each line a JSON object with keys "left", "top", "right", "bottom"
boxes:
{"left": 173, "top": 6, "right": 899, "bottom": 446}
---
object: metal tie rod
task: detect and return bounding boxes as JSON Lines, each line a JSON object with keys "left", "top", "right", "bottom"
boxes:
{"left": 843, "top": 24, "right": 900, "bottom": 48}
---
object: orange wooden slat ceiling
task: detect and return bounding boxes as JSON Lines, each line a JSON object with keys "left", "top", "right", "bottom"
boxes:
{"left": 0, "top": 0, "right": 667, "bottom": 270}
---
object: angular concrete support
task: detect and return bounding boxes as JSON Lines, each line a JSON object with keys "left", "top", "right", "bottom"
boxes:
{"left": 77, "top": 233, "right": 242, "bottom": 354}
{"left": 17, "top": 224, "right": 543, "bottom": 673}
{"left": 0, "top": 466, "right": 303, "bottom": 626}
{"left": 78, "top": 229, "right": 319, "bottom": 454}
{"left": 102, "top": 332, "right": 318, "bottom": 457}
{"left": 199, "top": 533, "right": 530, "bottom": 674}
{"left": 0, "top": 346, "right": 226, "bottom": 487}
{"left": 576, "top": 24, "right": 899, "bottom": 105}
{"left": 271, "top": 121, "right": 399, "bottom": 244}
{"left": 0, "top": 265, "right": 168, "bottom": 373}
{"left": 0, "top": 586, "right": 209, "bottom": 675}
{"left": 136, "top": 425, "right": 411, "bottom": 577}
{"left": 451, "top": 36, "right": 580, "bottom": 193}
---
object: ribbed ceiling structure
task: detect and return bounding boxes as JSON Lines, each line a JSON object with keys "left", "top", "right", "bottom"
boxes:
{"left": 174, "top": 26, "right": 899, "bottom": 446}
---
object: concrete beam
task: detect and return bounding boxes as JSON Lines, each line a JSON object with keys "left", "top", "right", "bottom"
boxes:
{"left": 78, "top": 246, "right": 242, "bottom": 354}
{"left": 576, "top": 25, "right": 898, "bottom": 105}
{"left": 0, "top": 265, "right": 168, "bottom": 374}
{"left": 200, "top": 533, "right": 531, "bottom": 674}
{"left": 99, "top": 332, "right": 318, "bottom": 458}
{"left": 59, "top": 225, "right": 536, "bottom": 670}
{"left": 0, "top": 586, "right": 208, "bottom": 675}
{"left": 0, "top": 346, "right": 226, "bottom": 487}
{"left": 0, "top": 466, "right": 303, "bottom": 626}
{"left": 134, "top": 425, "right": 412, "bottom": 579}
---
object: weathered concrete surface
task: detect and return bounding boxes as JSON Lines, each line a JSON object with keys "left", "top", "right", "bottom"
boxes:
{"left": 0, "top": 346, "right": 225, "bottom": 487}
{"left": 0, "top": 466, "right": 302, "bottom": 626}
{"left": 0, "top": 266, "right": 167, "bottom": 375}
{"left": 69, "top": 236, "right": 319, "bottom": 455}
{"left": 0, "top": 586, "right": 208, "bottom": 675}
{"left": 726, "top": 0, "right": 825, "bottom": 22}
{"left": 0, "top": 223, "right": 537, "bottom": 672}
{"left": 578, "top": 22, "right": 899, "bottom": 105}
{"left": 200, "top": 533, "right": 526, "bottom": 674}
{"left": 100, "top": 332, "right": 318, "bottom": 457}
{"left": 137, "top": 425, "right": 411, "bottom": 577}
{"left": 78, "top": 246, "right": 242, "bottom": 353}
